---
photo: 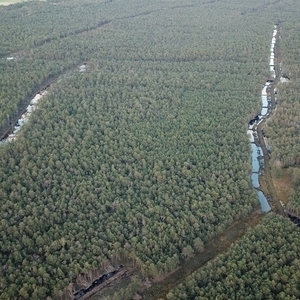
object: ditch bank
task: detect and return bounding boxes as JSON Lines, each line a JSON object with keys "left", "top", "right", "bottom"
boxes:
{"left": 0, "top": 63, "right": 87, "bottom": 143}
{"left": 141, "top": 24, "right": 286, "bottom": 300}
{"left": 254, "top": 24, "right": 286, "bottom": 217}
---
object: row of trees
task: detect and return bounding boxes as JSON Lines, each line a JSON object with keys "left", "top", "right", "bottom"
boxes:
{"left": 166, "top": 213, "right": 300, "bottom": 299}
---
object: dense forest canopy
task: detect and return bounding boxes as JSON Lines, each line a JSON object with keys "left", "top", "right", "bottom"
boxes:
{"left": 263, "top": 5, "right": 300, "bottom": 216}
{"left": 0, "top": 0, "right": 300, "bottom": 299}
{"left": 166, "top": 213, "right": 300, "bottom": 300}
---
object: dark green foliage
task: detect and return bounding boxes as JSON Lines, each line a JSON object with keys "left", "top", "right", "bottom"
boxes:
{"left": 166, "top": 213, "right": 300, "bottom": 300}
{"left": 264, "top": 7, "right": 300, "bottom": 168}
{"left": 0, "top": 0, "right": 299, "bottom": 299}
{"left": 287, "top": 188, "right": 300, "bottom": 217}
{"left": 262, "top": 3, "right": 300, "bottom": 219}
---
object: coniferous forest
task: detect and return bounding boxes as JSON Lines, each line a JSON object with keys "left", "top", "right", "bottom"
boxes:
{"left": 263, "top": 6, "right": 300, "bottom": 218}
{"left": 0, "top": 0, "right": 299, "bottom": 299}
{"left": 166, "top": 213, "right": 300, "bottom": 300}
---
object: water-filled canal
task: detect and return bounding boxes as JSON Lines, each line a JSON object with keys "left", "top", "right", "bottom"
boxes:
{"left": 248, "top": 25, "right": 279, "bottom": 213}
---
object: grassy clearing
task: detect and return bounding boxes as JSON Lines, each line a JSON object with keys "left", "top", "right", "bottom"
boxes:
{"left": 272, "top": 169, "right": 295, "bottom": 204}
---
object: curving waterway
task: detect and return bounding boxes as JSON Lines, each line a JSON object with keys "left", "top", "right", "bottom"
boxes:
{"left": 248, "top": 25, "right": 279, "bottom": 213}
{"left": 0, "top": 63, "right": 87, "bottom": 144}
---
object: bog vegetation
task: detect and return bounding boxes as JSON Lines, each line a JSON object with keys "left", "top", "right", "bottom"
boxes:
{"left": 0, "top": 0, "right": 299, "bottom": 299}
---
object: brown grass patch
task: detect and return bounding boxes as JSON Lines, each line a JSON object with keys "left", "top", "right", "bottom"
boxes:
{"left": 272, "top": 169, "right": 295, "bottom": 204}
